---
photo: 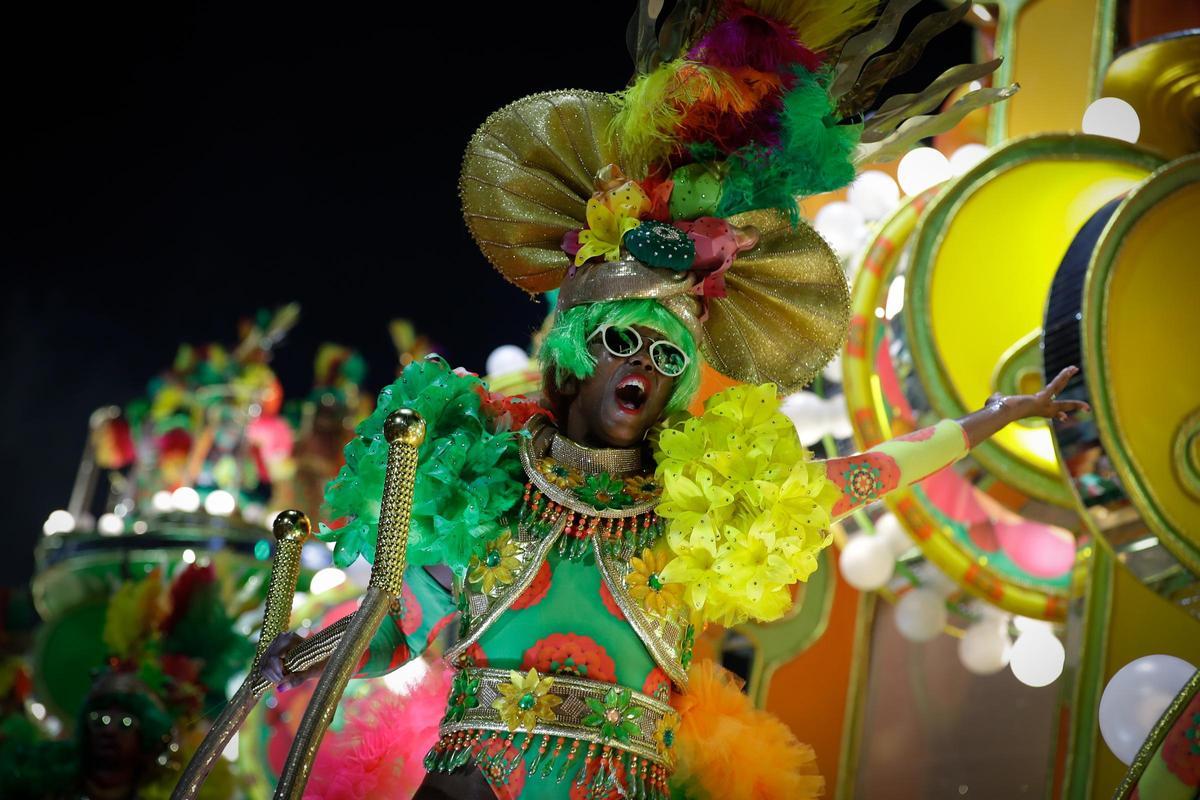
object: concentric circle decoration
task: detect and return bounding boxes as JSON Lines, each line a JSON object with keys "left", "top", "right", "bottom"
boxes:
{"left": 844, "top": 190, "right": 1080, "bottom": 621}
{"left": 1049, "top": 154, "right": 1200, "bottom": 614}
{"left": 905, "top": 134, "right": 1163, "bottom": 508}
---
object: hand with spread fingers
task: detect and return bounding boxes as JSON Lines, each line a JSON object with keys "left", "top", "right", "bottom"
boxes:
{"left": 960, "top": 366, "right": 1092, "bottom": 448}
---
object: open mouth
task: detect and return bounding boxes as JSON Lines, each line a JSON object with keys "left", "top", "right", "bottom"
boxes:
{"left": 614, "top": 373, "right": 650, "bottom": 414}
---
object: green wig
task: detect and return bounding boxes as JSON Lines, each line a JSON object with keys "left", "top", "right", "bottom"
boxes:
{"left": 538, "top": 298, "right": 701, "bottom": 413}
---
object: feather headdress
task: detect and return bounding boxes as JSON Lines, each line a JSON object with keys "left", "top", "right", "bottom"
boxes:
{"left": 462, "top": 0, "right": 1014, "bottom": 391}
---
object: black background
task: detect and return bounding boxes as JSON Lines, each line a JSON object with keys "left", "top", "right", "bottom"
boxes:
{"left": 2, "top": 2, "right": 968, "bottom": 588}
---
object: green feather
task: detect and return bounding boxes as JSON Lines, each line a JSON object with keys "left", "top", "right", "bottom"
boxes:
{"left": 319, "top": 357, "right": 525, "bottom": 577}
{"left": 717, "top": 68, "right": 861, "bottom": 222}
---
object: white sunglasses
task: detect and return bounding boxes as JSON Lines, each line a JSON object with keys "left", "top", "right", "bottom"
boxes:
{"left": 586, "top": 325, "right": 690, "bottom": 378}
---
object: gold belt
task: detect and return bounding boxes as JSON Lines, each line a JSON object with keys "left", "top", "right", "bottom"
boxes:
{"left": 426, "top": 668, "right": 678, "bottom": 797}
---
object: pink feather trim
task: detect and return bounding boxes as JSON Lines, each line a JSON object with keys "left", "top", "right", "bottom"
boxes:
{"left": 304, "top": 659, "right": 453, "bottom": 800}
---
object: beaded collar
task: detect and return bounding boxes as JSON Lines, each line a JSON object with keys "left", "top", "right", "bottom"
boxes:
{"left": 518, "top": 418, "right": 663, "bottom": 560}
{"left": 548, "top": 431, "right": 644, "bottom": 477}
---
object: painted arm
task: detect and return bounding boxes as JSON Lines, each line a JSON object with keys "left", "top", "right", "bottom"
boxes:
{"left": 822, "top": 366, "right": 1089, "bottom": 522}
{"left": 822, "top": 418, "right": 970, "bottom": 521}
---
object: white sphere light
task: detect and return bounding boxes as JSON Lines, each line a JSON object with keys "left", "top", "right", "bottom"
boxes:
{"left": 915, "top": 562, "right": 961, "bottom": 597}
{"left": 42, "top": 509, "right": 76, "bottom": 536}
{"left": 151, "top": 490, "right": 172, "bottom": 514}
{"left": 97, "top": 513, "right": 125, "bottom": 536}
{"left": 780, "top": 391, "right": 828, "bottom": 446}
{"left": 1099, "top": 654, "right": 1196, "bottom": 765}
{"left": 895, "top": 588, "right": 948, "bottom": 642}
{"left": 310, "top": 567, "right": 347, "bottom": 596}
{"left": 301, "top": 540, "right": 333, "bottom": 571}
{"left": 171, "top": 486, "right": 201, "bottom": 513}
{"left": 948, "top": 143, "right": 989, "bottom": 176}
{"left": 1082, "top": 97, "right": 1141, "bottom": 143}
{"left": 958, "top": 619, "right": 1012, "bottom": 675}
{"left": 814, "top": 201, "right": 867, "bottom": 257}
{"left": 873, "top": 512, "right": 913, "bottom": 557}
{"left": 486, "top": 345, "right": 530, "bottom": 378}
{"left": 345, "top": 557, "right": 373, "bottom": 589}
{"left": 1013, "top": 615, "right": 1053, "bottom": 635}
{"left": 897, "top": 147, "right": 952, "bottom": 196}
{"left": 839, "top": 534, "right": 895, "bottom": 591}
{"left": 1009, "top": 628, "right": 1066, "bottom": 687}
{"left": 826, "top": 400, "right": 853, "bottom": 441}
{"left": 204, "top": 489, "right": 236, "bottom": 517}
{"left": 847, "top": 170, "right": 900, "bottom": 221}
{"left": 822, "top": 355, "right": 844, "bottom": 384}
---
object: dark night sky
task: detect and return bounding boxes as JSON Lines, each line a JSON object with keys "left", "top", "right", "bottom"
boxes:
{"left": 2, "top": 2, "right": 968, "bottom": 588}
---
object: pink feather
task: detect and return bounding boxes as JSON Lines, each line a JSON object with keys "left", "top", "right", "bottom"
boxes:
{"left": 304, "top": 659, "right": 454, "bottom": 800}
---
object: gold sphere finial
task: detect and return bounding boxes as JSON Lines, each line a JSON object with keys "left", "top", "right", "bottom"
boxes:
{"left": 272, "top": 509, "right": 311, "bottom": 543}
{"left": 384, "top": 408, "right": 426, "bottom": 447}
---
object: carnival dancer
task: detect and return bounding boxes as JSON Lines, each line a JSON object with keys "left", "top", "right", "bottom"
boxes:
{"left": 262, "top": 2, "right": 1080, "bottom": 797}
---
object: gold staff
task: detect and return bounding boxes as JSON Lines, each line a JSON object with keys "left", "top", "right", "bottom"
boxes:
{"left": 172, "top": 509, "right": 311, "bottom": 799}
{"left": 273, "top": 408, "right": 425, "bottom": 799}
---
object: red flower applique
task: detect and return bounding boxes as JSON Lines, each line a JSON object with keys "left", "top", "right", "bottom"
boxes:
{"left": 895, "top": 426, "right": 937, "bottom": 443}
{"left": 522, "top": 633, "right": 616, "bottom": 683}
{"left": 599, "top": 580, "right": 625, "bottom": 621}
{"left": 474, "top": 737, "right": 527, "bottom": 799}
{"left": 828, "top": 451, "right": 901, "bottom": 517}
{"left": 473, "top": 385, "right": 554, "bottom": 431}
{"left": 511, "top": 562, "right": 552, "bottom": 610}
{"left": 642, "top": 667, "right": 671, "bottom": 702}
{"left": 379, "top": 642, "right": 412, "bottom": 674}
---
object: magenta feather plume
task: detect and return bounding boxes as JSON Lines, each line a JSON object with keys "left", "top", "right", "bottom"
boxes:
{"left": 688, "top": 4, "right": 823, "bottom": 75}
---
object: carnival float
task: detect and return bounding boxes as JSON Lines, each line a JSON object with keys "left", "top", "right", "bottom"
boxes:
{"left": 3, "top": 1, "right": 1198, "bottom": 799}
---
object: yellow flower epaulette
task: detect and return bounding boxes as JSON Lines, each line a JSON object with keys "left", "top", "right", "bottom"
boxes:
{"left": 652, "top": 384, "right": 840, "bottom": 628}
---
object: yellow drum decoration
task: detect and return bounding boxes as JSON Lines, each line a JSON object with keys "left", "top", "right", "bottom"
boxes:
{"left": 1089, "top": 156, "right": 1200, "bottom": 572}
{"left": 905, "top": 134, "right": 1162, "bottom": 508}
{"left": 1048, "top": 155, "right": 1200, "bottom": 618}
{"left": 844, "top": 191, "right": 1073, "bottom": 621}
{"left": 1103, "top": 30, "right": 1200, "bottom": 160}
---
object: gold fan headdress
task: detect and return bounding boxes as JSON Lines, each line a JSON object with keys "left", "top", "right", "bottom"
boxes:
{"left": 460, "top": 90, "right": 848, "bottom": 392}
{"left": 459, "top": 1, "right": 1014, "bottom": 391}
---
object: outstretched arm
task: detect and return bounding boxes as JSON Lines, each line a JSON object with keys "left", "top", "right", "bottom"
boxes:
{"left": 821, "top": 366, "right": 1089, "bottom": 522}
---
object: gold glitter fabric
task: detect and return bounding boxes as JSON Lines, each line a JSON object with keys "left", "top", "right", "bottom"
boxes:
{"left": 460, "top": 90, "right": 849, "bottom": 393}
{"left": 548, "top": 430, "right": 644, "bottom": 476}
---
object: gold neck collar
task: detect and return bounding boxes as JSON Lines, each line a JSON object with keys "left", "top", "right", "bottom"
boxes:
{"left": 549, "top": 431, "right": 643, "bottom": 476}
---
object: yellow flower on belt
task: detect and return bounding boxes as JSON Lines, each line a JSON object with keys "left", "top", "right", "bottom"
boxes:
{"left": 493, "top": 668, "right": 562, "bottom": 732}
{"left": 574, "top": 180, "right": 649, "bottom": 266}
